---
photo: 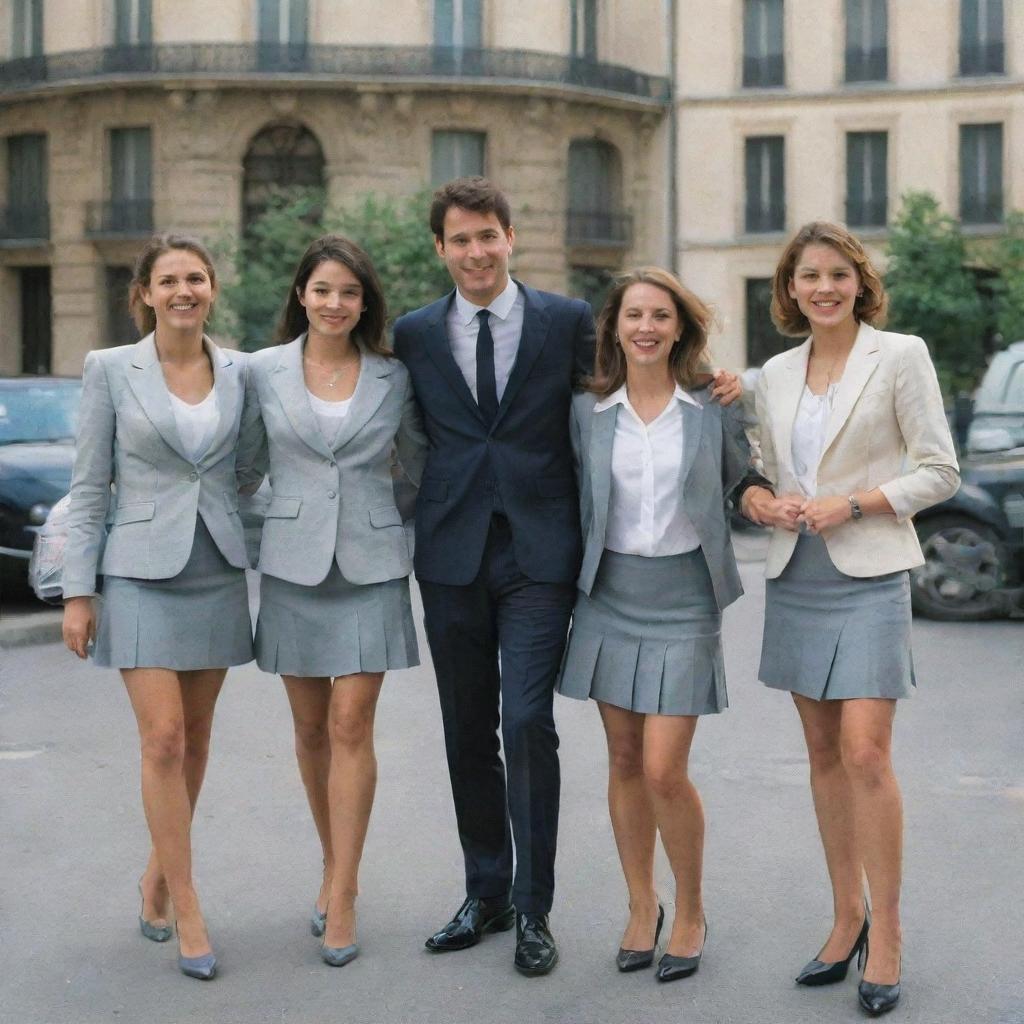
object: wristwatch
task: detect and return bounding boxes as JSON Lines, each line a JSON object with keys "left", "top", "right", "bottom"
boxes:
{"left": 847, "top": 495, "right": 863, "bottom": 521}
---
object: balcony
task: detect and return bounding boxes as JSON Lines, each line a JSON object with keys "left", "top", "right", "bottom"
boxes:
{"left": 0, "top": 203, "right": 50, "bottom": 244}
{"left": 845, "top": 196, "right": 888, "bottom": 229}
{"left": 844, "top": 47, "right": 888, "bottom": 83}
{"left": 566, "top": 210, "right": 633, "bottom": 248}
{"left": 959, "top": 41, "right": 1005, "bottom": 77}
{"left": 0, "top": 43, "right": 670, "bottom": 104}
{"left": 85, "top": 199, "right": 154, "bottom": 238}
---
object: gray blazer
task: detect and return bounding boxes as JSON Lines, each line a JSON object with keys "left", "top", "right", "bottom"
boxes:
{"left": 570, "top": 387, "right": 749, "bottom": 612}
{"left": 63, "top": 333, "right": 251, "bottom": 598}
{"left": 238, "top": 337, "right": 426, "bottom": 587}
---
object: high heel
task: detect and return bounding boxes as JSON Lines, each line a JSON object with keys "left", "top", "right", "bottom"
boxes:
{"left": 655, "top": 917, "right": 706, "bottom": 983}
{"left": 858, "top": 939, "right": 901, "bottom": 1016}
{"left": 137, "top": 881, "right": 172, "bottom": 944}
{"left": 176, "top": 923, "right": 217, "bottom": 980}
{"left": 796, "top": 909, "right": 870, "bottom": 986}
{"left": 311, "top": 904, "right": 327, "bottom": 937}
{"left": 320, "top": 901, "right": 359, "bottom": 967}
{"left": 616, "top": 904, "right": 664, "bottom": 972}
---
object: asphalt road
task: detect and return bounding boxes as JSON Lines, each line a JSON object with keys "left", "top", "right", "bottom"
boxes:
{"left": 2, "top": 539, "right": 1022, "bottom": 1024}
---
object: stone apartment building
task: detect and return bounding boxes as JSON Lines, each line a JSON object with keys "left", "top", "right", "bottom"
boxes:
{"left": 0, "top": 0, "right": 1021, "bottom": 374}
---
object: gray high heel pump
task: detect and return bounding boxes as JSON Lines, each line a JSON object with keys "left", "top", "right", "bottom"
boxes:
{"left": 137, "top": 882, "right": 172, "bottom": 943}
{"left": 176, "top": 924, "right": 217, "bottom": 980}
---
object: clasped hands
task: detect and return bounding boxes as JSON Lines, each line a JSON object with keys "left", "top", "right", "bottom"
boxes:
{"left": 742, "top": 488, "right": 853, "bottom": 534}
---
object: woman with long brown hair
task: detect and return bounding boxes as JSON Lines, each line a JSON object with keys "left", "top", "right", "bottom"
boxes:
{"left": 557, "top": 267, "right": 756, "bottom": 982}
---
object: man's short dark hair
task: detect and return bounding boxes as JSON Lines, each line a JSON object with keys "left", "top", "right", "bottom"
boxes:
{"left": 429, "top": 177, "right": 513, "bottom": 242}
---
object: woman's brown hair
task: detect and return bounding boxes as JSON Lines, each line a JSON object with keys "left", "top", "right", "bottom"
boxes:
{"left": 586, "top": 267, "right": 713, "bottom": 397}
{"left": 275, "top": 234, "right": 390, "bottom": 355}
{"left": 770, "top": 221, "right": 888, "bottom": 337}
{"left": 128, "top": 233, "right": 217, "bottom": 335}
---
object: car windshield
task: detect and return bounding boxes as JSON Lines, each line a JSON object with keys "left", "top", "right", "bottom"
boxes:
{"left": 0, "top": 382, "right": 81, "bottom": 444}
{"left": 974, "top": 351, "right": 1024, "bottom": 412}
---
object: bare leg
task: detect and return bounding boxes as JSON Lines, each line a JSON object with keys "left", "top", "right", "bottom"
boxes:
{"left": 323, "top": 671, "right": 384, "bottom": 950}
{"left": 140, "top": 669, "right": 225, "bottom": 925}
{"left": 792, "top": 693, "right": 866, "bottom": 961}
{"left": 840, "top": 698, "right": 902, "bottom": 985}
{"left": 642, "top": 714, "right": 704, "bottom": 957}
{"left": 597, "top": 701, "right": 660, "bottom": 950}
{"left": 123, "top": 668, "right": 212, "bottom": 959}
{"left": 282, "top": 675, "right": 334, "bottom": 912}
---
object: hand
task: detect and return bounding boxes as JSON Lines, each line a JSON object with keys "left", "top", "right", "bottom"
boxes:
{"left": 742, "top": 487, "right": 803, "bottom": 531}
{"left": 63, "top": 596, "right": 96, "bottom": 659}
{"left": 710, "top": 369, "right": 742, "bottom": 406}
{"left": 797, "top": 496, "right": 853, "bottom": 534}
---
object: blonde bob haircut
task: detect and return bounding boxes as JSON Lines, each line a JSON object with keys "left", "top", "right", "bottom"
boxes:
{"left": 586, "top": 267, "right": 713, "bottom": 398}
{"left": 770, "top": 221, "right": 888, "bottom": 337}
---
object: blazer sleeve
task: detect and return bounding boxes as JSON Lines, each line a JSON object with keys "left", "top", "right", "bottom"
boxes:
{"left": 877, "top": 337, "right": 960, "bottom": 522}
{"left": 720, "top": 401, "right": 766, "bottom": 504}
{"left": 571, "top": 301, "right": 597, "bottom": 387}
{"left": 62, "top": 352, "right": 115, "bottom": 599}
{"left": 752, "top": 369, "right": 779, "bottom": 489}
{"left": 395, "top": 372, "right": 427, "bottom": 488}
{"left": 235, "top": 359, "right": 268, "bottom": 496}
{"left": 569, "top": 396, "right": 583, "bottom": 490}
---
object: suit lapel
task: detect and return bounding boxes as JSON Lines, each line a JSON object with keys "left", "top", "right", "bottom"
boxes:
{"left": 821, "top": 322, "right": 881, "bottom": 456}
{"left": 269, "top": 335, "right": 335, "bottom": 460}
{"left": 329, "top": 352, "right": 392, "bottom": 452}
{"left": 773, "top": 339, "right": 812, "bottom": 477}
{"left": 492, "top": 283, "right": 550, "bottom": 431}
{"left": 197, "top": 338, "right": 238, "bottom": 467}
{"left": 126, "top": 333, "right": 191, "bottom": 462}
{"left": 678, "top": 397, "right": 705, "bottom": 489}
{"left": 589, "top": 402, "right": 618, "bottom": 543}
{"left": 422, "top": 292, "right": 486, "bottom": 425}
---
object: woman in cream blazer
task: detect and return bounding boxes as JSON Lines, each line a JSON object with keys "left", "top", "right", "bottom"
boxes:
{"left": 743, "top": 222, "right": 959, "bottom": 1016}
{"left": 239, "top": 235, "right": 425, "bottom": 967}
{"left": 62, "top": 234, "right": 256, "bottom": 980}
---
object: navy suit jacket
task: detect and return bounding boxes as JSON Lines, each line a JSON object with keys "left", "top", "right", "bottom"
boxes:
{"left": 393, "top": 281, "right": 595, "bottom": 586}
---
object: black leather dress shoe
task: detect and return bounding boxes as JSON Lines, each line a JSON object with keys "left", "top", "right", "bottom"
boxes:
{"left": 424, "top": 896, "right": 516, "bottom": 952}
{"left": 514, "top": 912, "right": 558, "bottom": 976}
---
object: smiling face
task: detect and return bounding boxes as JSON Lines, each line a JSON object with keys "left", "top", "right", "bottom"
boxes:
{"left": 141, "top": 249, "right": 215, "bottom": 332}
{"left": 616, "top": 282, "right": 682, "bottom": 374}
{"left": 298, "top": 259, "right": 364, "bottom": 345}
{"left": 787, "top": 243, "right": 861, "bottom": 333}
{"left": 435, "top": 206, "right": 515, "bottom": 307}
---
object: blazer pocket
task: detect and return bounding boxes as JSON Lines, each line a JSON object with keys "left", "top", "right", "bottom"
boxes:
{"left": 368, "top": 506, "right": 402, "bottom": 528}
{"left": 419, "top": 478, "right": 448, "bottom": 502}
{"left": 113, "top": 501, "right": 155, "bottom": 525}
{"left": 265, "top": 496, "right": 302, "bottom": 519}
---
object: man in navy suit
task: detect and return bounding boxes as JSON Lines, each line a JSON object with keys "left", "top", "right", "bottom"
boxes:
{"left": 393, "top": 178, "right": 594, "bottom": 975}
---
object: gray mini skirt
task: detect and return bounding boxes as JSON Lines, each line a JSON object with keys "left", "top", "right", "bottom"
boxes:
{"left": 255, "top": 564, "right": 419, "bottom": 678}
{"left": 94, "top": 517, "right": 254, "bottom": 671}
{"left": 557, "top": 548, "right": 726, "bottom": 716}
{"left": 759, "top": 534, "right": 915, "bottom": 701}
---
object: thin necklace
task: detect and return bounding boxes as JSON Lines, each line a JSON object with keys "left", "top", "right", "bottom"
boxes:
{"left": 304, "top": 352, "right": 359, "bottom": 389}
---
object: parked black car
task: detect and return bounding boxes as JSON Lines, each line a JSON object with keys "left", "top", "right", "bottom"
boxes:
{"left": 0, "top": 377, "right": 81, "bottom": 574}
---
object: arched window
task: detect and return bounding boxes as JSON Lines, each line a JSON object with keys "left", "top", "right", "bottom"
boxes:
{"left": 566, "top": 138, "right": 629, "bottom": 246}
{"left": 242, "top": 122, "right": 325, "bottom": 230}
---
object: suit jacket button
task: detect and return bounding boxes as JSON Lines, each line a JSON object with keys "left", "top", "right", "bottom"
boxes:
{"left": 189, "top": 471, "right": 199, "bottom": 481}
{"left": 328, "top": 490, "right": 337, "bottom": 499}
{"left": 329, "top": 461, "right": 337, "bottom": 469}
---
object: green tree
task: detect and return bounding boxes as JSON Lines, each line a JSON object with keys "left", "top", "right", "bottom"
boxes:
{"left": 993, "top": 210, "right": 1024, "bottom": 345}
{"left": 884, "top": 191, "right": 988, "bottom": 393}
{"left": 213, "top": 187, "right": 450, "bottom": 351}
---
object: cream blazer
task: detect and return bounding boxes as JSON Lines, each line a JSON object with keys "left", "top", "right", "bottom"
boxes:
{"left": 754, "top": 322, "right": 960, "bottom": 579}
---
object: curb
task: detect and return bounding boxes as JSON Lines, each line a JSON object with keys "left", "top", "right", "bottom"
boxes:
{"left": 0, "top": 610, "right": 63, "bottom": 649}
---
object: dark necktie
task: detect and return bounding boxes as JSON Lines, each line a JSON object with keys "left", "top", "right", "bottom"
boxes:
{"left": 476, "top": 309, "right": 499, "bottom": 424}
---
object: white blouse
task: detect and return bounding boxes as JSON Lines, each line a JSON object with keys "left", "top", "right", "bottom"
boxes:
{"left": 307, "top": 389, "right": 352, "bottom": 448}
{"left": 169, "top": 389, "right": 219, "bottom": 464}
{"left": 594, "top": 384, "right": 702, "bottom": 557}
{"left": 790, "top": 383, "right": 839, "bottom": 497}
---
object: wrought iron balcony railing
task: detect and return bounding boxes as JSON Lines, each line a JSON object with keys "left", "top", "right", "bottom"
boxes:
{"left": 0, "top": 203, "right": 50, "bottom": 242}
{"left": 0, "top": 43, "right": 670, "bottom": 102}
{"left": 845, "top": 196, "right": 887, "bottom": 228}
{"left": 566, "top": 210, "right": 633, "bottom": 247}
{"left": 85, "top": 199, "right": 154, "bottom": 237}
{"left": 844, "top": 47, "right": 888, "bottom": 83}
{"left": 959, "top": 41, "right": 1005, "bottom": 76}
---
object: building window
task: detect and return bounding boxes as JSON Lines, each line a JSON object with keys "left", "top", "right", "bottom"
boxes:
{"left": 746, "top": 279, "right": 789, "bottom": 366}
{"left": 570, "top": 0, "right": 598, "bottom": 60}
{"left": 567, "top": 139, "right": 630, "bottom": 246}
{"left": 743, "top": 0, "right": 784, "bottom": 88}
{"left": 960, "top": 0, "right": 1004, "bottom": 76}
{"left": 3, "top": 134, "right": 48, "bottom": 240}
{"left": 114, "top": 0, "right": 152, "bottom": 45}
{"left": 744, "top": 136, "right": 785, "bottom": 233}
{"left": 242, "top": 122, "right": 325, "bottom": 230}
{"left": 845, "top": 0, "right": 887, "bottom": 82}
{"left": 434, "top": 0, "right": 483, "bottom": 48}
{"left": 258, "top": 0, "right": 308, "bottom": 69}
{"left": 11, "top": 0, "right": 43, "bottom": 58}
{"left": 105, "top": 266, "right": 138, "bottom": 347}
{"left": 960, "top": 123, "right": 1003, "bottom": 225}
{"left": 846, "top": 131, "right": 887, "bottom": 227}
{"left": 431, "top": 131, "right": 485, "bottom": 185}
{"left": 570, "top": 266, "right": 615, "bottom": 317}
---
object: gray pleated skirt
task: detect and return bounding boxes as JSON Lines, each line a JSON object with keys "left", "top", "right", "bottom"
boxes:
{"left": 255, "top": 563, "right": 419, "bottom": 678}
{"left": 557, "top": 548, "right": 727, "bottom": 716}
{"left": 759, "top": 534, "right": 915, "bottom": 700}
{"left": 93, "top": 517, "right": 254, "bottom": 670}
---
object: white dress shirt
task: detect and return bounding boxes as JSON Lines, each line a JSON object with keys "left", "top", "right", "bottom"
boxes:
{"left": 790, "top": 383, "right": 838, "bottom": 497}
{"left": 446, "top": 277, "right": 523, "bottom": 403}
{"left": 169, "top": 389, "right": 219, "bottom": 464}
{"left": 594, "top": 383, "right": 703, "bottom": 557}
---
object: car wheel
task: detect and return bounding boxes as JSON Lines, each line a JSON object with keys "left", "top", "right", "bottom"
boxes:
{"left": 911, "top": 515, "right": 1012, "bottom": 621}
